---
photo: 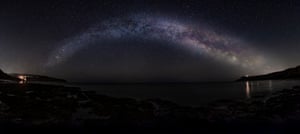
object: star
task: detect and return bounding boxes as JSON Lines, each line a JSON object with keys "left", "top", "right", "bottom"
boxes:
{"left": 46, "top": 14, "right": 264, "bottom": 71}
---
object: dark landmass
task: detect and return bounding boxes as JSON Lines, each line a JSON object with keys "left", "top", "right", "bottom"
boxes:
{"left": 9, "top": 73, "right": 67, "bottom": 83}
{"left": 238, "top": 65, "right": 300, "bottom": 81}
{"left": 0, "top": 69, "right": 20, "bottom": 81}
{"left": 0, "top": 83, "right": 300, "bottom": 133}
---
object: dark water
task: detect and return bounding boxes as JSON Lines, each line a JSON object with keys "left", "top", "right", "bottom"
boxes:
{"left": 75, "top": 80, "right": 300, "bottom": 106}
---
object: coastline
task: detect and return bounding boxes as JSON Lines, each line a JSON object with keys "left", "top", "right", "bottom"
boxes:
{"left": 0, "top": 83, "right": 300, "bottom": 133}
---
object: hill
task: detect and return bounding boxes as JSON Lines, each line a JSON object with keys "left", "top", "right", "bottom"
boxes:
{"left": 0, "top": 69, "right": 20, "bottom": 81}
{"left": 237, "top": 65, "right": 300, "bottom": 81}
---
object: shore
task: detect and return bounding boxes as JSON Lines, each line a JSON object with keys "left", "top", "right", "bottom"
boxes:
{"left": 0, "top": 83, "right": 300, "bottom": 133}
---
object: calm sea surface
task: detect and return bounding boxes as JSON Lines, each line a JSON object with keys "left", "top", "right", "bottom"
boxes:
{"left": 75, "top": 80, "right": 300, "bottom": 106}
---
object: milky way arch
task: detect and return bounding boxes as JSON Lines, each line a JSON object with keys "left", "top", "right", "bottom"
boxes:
{"left": 46, "top": 14, "right": 263, "bottom": 69}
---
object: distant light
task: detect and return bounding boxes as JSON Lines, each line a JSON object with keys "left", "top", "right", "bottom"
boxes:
{"left": 18, "top": 75, "right": 25, "bottom": 80}
{"left": 18, "top": 75, "right": 27, "bottom": 84}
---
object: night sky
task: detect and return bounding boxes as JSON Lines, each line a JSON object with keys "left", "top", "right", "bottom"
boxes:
{"left": 0, "top": 0, "right": 300, "bottom": 82}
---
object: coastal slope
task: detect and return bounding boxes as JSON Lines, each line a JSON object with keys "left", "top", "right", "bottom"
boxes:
{"left": 238, "top": 65, "right": 300, "bottom": 81}
{"left": 0, "top": 69, "right": 20, "bottom": 81}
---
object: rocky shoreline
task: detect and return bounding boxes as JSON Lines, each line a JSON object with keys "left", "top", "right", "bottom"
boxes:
{"left": 0, "top": 83, "right": 300, "bottom": 133}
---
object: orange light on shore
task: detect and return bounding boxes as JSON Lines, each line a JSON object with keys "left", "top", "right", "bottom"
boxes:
{"left": 18, "top": 75, "right": 25, "bottom": 80}
{"left": 18, "top": 75, "right": 27, "bottom": 84}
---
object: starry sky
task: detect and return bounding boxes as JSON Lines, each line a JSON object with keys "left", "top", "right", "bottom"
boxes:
{"left": 0, "top": 0, "right": 300, "bottom": 82}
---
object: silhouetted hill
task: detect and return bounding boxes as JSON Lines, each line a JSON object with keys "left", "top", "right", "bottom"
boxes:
{"left": 0, "top": 69, "right": 20, "bottom": 81}
{"left": 238, "top": 65, "right": 300, "bottom": 81}
{"left": 10, "top": 73, "right": 67, "bottom": 82}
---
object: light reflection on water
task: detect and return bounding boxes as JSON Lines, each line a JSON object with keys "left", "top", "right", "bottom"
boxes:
{"left": 245, "top": 81, "right": 251, "bottom": 99}
{"left": 245, "top": 80, "right": 274, "bottom": 99}
{"left": 243, "top": 80, "right": 300, "bottom": 99}
{"left": 76, "top": 80, "right": 300, "bottom": 106}
{"left": 268, "top": 80, "right": 273, "bottom": 91}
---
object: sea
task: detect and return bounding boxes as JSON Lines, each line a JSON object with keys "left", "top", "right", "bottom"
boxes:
{"left": 75, "top": 80, "right": 300, "bottom": 106}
